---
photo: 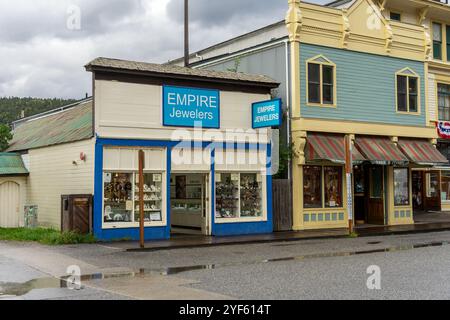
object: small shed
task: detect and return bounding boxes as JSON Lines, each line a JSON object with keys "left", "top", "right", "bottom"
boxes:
{"left": 0, "top": 153, "right": 29, "bottom": 228}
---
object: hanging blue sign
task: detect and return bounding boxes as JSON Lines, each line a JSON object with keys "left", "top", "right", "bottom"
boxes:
{"left": 252, "top": 98, "right": 282, "bottom": 129}
{"left": 163, "top": 85, "right": 220, "bottom": 128}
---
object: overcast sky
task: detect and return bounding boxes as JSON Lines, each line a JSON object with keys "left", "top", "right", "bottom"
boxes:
{"left": 0, "top": 0, "right": 328, "bottom": 99}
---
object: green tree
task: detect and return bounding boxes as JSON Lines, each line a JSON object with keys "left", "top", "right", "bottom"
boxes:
{"left": 0, "top": 124, "right": 12, "bottom": 151}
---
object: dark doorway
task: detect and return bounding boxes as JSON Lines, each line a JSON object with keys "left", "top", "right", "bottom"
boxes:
{"left": 412, "top": 171, "right": 424, "bottom": 211}
{"left": 367, "top": 166, "right": 385, "bottom": 225}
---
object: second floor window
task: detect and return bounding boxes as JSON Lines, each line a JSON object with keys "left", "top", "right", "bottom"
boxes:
{"left": 396, "top": 68, "right": 419, "bottom": 114}
{"left": 306, "top": 55, "right": 336, "bottom": 107}
{"left": 438, "top": 83, "right": 450, "bottom": 121}
{"left": 433, "top": 22, "right": 443, "bottom": 60}
{"left": 397, "top": 75, "right": 419, "bottom": 113}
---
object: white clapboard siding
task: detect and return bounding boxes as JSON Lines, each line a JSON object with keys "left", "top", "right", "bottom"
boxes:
{"left": 95, "top": 80, "right": 272, "bottom": 144}
{"left": 26, "top": 139, "right": 95, "bottom": 228}
{"left": 428, "top": 73, "right": 437, "bottom": 122}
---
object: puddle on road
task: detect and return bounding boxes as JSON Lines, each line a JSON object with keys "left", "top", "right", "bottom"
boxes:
{"left": 1, "top": 240, "right": 449, "bottom": 298}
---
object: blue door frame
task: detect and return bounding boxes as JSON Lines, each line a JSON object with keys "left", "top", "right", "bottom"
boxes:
{"left": 94, "top": 138, "right": 273, "bottom": 241}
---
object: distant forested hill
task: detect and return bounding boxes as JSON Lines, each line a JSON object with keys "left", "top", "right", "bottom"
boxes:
{"left": 0, "top": 97, "right": 77, "bottom": 126}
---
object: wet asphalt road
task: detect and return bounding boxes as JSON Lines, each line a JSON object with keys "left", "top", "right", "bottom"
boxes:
{"left": 1, "top": 231, "right": 450, "bottom": 300}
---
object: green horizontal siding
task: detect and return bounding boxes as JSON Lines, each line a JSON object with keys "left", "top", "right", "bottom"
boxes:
{"left": 300, "top": 44, "right": 426, "bottom": 127}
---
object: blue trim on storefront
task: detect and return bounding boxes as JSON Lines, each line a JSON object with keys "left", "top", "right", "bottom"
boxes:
{"left": 94, "top": 138, "right": 273, "bottom": 241}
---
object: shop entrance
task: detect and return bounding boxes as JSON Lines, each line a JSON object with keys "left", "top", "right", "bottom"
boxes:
{"left": 170, "top": 173, "right": 210, "bottom": 236}
{"left": 353, "top": 165, "right": 386, "bottom": 225}
{"left": 412, "top": 170, "right": 441, "bottom": 213}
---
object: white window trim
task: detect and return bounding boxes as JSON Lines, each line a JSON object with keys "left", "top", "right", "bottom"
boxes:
{"left": 214, "top": 170, "right": 268, "bottom": 224}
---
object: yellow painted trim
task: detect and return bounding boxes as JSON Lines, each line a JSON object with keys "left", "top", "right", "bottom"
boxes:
{"left": 395, "top": 67, "right": 422, "bottom": 115}
{"left": 305, "top": 55, "right": 338, "bottom": 108}
{"left": 425, "top": 62, "right": 430, "bottom": 125}
{"left": 292, "top": 118, "right": 438, "bottom": 139}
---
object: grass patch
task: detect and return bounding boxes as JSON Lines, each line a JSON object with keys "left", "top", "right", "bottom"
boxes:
{"left": 0, "top": 228, "right": 96, "bottom": 245}
{"left": 348, "top": 231, "right": 359, "bottom": 238}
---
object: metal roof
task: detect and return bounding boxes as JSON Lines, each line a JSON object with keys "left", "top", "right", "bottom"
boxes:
{"left": 7, "top": 99, "right": 93, "bottom": 152}
{"left": 0, "top": 153, "right": 28, "bottom": 176}
{"left": 86, "top": 57, "right": 279, "bottom": 87}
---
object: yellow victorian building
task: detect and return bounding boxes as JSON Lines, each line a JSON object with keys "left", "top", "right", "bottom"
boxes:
{"left": 287, "top": 0, "right": 449, "bottom": 231}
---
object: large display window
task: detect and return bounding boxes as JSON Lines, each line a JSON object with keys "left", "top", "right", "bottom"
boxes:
{"left": 303, "top": 165, "right": 344, "bottom": 209}
{"left": 441, "top": 172, "right": 450, "bottom": 201}
{"left": 103, "top": 172, "right": 164, "bottom": 227}
{"left": 215, "top": 172, "right": 263, "bottom": 220}
{"left": 394, "top": 168, "right": 410, "bottom": 206}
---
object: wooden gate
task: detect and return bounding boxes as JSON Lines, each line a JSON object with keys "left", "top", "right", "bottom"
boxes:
{"left": 61, "top": 195, "right": 92, "bottom": 234}
{"left": 0, "top": 181, "right": 20, "bottom": 228}
{"left": 272, "top": 179, "right": 292, "bottom": 231}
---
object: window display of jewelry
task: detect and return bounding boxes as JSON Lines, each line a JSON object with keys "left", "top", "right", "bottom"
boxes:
{"left": 215, "top": 174, "right": 239, "bottom": 218}
{"left": 103, "top": 173, "right": 133, "bottom": 223}
{"left": 240, "top": 173, "right": 262, "bottom": 217}
{"left": 134, "top": 173, "right": 163, "bottom": 222}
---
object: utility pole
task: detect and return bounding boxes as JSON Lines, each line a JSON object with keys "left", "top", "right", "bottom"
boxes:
{"left": 184, "top": 0, "right": 189, "bottom": 67}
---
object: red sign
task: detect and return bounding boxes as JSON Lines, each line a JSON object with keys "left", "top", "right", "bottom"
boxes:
{"left": 437, "top": 121, "right": 450, "bottom": 139}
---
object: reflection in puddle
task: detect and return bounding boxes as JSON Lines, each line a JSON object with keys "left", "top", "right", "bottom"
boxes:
{"left": 1, "top": 240, "right": 448, "bottom": 298}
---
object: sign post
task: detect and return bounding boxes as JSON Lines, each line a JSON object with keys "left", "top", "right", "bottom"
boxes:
{"left": 139, "top": 150, "right": 145, "bottom": 249}
{"left": 345, "top": 135, "right": 354, "bottom": 234}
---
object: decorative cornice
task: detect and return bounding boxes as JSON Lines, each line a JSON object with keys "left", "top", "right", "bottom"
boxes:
{"left": 286, "top": 0, "right": 303, "bottom": 43}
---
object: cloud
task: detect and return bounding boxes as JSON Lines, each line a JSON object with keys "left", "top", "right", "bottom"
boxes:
{"left": 167, "top": 0, "right": 286, "bottom": 27}
{"left": 0, "top": 0, "right": 328, "bottom": 99}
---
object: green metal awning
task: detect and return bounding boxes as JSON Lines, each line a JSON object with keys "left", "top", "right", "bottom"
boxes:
{"left": 0, "top": 153, "right": 28, "bottom": 176}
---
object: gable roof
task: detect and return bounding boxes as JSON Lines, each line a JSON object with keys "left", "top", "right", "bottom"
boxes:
{"left": 86, "top": 57, "right": 279, "bottom": 88}
{"left": 7, "top": 99, "right": 93, "bottom": 152}
{"left": 0, "top": 153, "right": 28, "bottom": 176}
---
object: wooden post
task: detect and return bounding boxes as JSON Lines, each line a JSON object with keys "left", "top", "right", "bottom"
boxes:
{"left": 138, "top": 150, "right": 145, "bottom": 248}
{"left": 345, "top": 135, "right": 354, "bottom": 234}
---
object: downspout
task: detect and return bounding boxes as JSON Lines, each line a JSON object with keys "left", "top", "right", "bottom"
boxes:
{"left": 284, "top": 39, "right": 291, "bottom": 180}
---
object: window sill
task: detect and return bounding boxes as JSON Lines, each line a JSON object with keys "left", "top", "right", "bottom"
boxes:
{"left": 303, "top": 207, "right": 345, "bottom": 211}
{"left": 306, "top": 103, "right": 337, "bottom": 108}
{"left": 215, "top": 217, "right": 267, "bottom": 224}
{"left": 396, "top": 111, "right": 421, "bottom": 116}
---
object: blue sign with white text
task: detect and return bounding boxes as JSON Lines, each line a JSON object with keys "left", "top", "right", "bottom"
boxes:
{"left": 163, "top": 86, "right": 220, "bottom": 128}
{"left": 252, "top": 98, "right": 282, "bottom": 129}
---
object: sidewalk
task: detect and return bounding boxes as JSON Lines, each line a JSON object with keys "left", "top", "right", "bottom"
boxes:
{"left": 114, "top": 220, "right": 450, "bottom": 252}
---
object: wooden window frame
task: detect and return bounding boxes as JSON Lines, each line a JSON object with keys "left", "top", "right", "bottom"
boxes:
{"left": 306, "top": 55, "right": 337, "bottom": 108}
{"left": 432, "top": 21, "right": 448, "bottom": 62}
{"left": 395, "top": 68, "right": 421, "bottom": 115}
{"left": 437, "top": 81, "right": 450, "bottom": 122}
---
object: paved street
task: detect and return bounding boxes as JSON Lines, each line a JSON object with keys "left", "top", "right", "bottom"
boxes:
{"left": 1, "top": 231, "right": 450, "bottom": 300}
